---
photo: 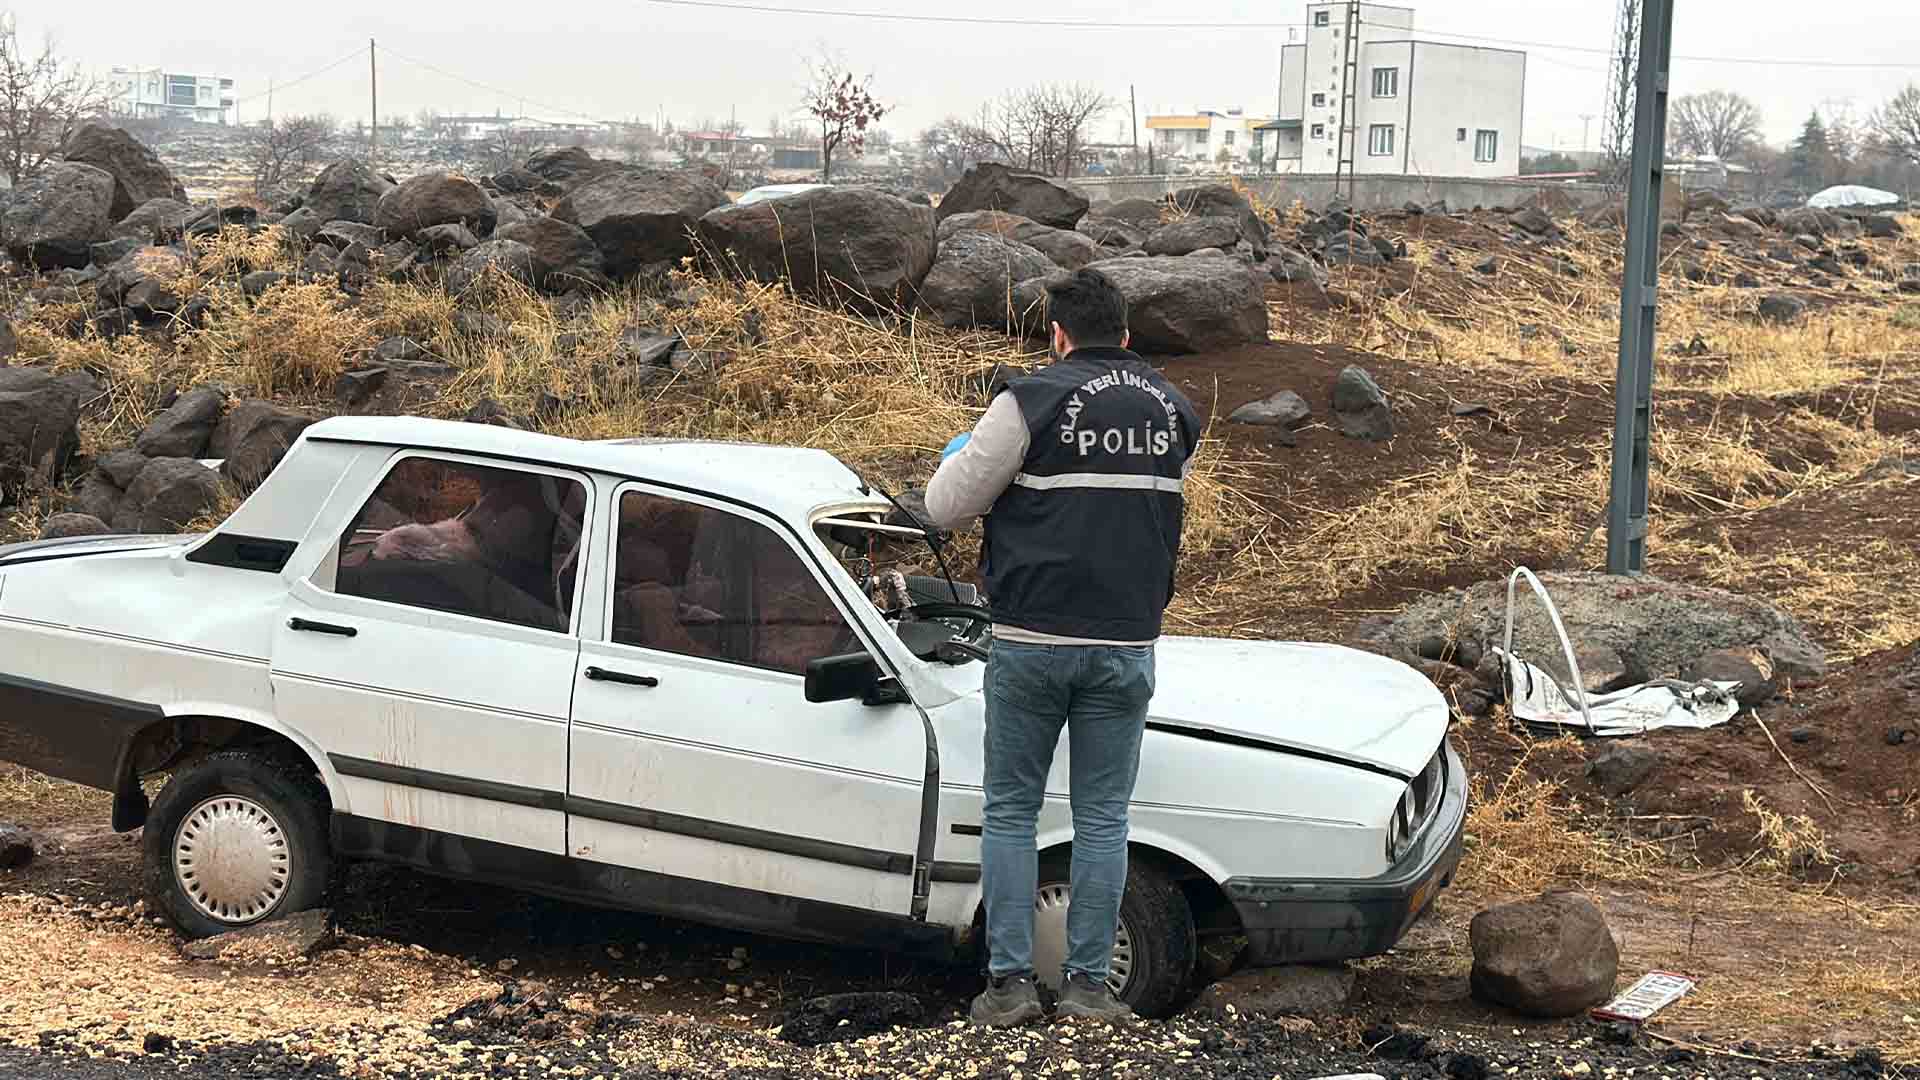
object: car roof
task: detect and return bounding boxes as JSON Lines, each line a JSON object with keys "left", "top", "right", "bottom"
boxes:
{"left": 302, "top": 416, "right": 876, "bottom": 519}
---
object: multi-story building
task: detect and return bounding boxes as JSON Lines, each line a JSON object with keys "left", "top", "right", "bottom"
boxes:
{"left": 108, "top": 68, "right": 234, "bottom": 125}
{"left": 1144, "top": 107, "right": 1275, "bottom": 170}
{"left": 1262, "top": 2, "right": 1524, "bottom": 177}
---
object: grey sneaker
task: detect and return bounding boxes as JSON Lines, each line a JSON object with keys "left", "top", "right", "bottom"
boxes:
{"left": 1055, "top": 972, "right": 1135, "bottom": 1024}
{"left": 969, "top": 973, "right": 1044, "bottom": 1028}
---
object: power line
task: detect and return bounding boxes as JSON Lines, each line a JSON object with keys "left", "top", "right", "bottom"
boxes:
{"left": 377, "top": 45, "right": 603, "bottom": 121}
{"left": 230, "top": 46, "right": 370, "bottom": 108}
{"left": 638, "top": 0, "right": 1920, "bottom": 71}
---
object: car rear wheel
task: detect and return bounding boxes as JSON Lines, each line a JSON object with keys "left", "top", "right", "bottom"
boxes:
{"left": 143, "top": 751, "right": 331, "bottom": 939}
{"left": 1030, "top": 853, "right": 1197, "bottom": 1019}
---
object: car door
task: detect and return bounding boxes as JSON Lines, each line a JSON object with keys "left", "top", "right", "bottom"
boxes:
{"left": 271, "top": 451, "right": 592, "bottom": 856}
{"left": 567, "top": 482, "right": 926, "bottom": 915}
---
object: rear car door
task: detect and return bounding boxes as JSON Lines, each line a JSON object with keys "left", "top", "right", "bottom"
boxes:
{"left": 567, "top": 483, "right": 927, "bottom": 914}
{"left": 271, "top": 451, "right": 591, "bottom": 856}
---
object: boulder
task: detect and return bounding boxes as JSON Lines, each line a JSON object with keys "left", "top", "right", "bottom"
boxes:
{"left": 1324, "top": 230, "right": 1388, "bottom": 267}
{"left": 2, "top": 162, "right": 116, "bottom": 270}
{"left": 1229, "top": 390, "right": 1312, "bottom": 428}
{"left": 1270, "top": 247, "right": 1328, "bottom": 287}
{"left": 1859, "top": 213, "right": 1903, "bottom": 239}
{"left": 1681, "top": 645, "right": 1776, "bottom": 708}
{"left": 524, "top": 146, "right": 613, "bottom": 189}
{"left": 1474, "top": 255, "right": 1499, "bottom": 275}
{"left": 240, "top": 270, "right": 288, "bottom": 298}
{"left": 1144, "top": 215, "right": 1245, "bottom": 257}
{"left": 1076, "top": 214, "right": 1151, "bottom": 251}
{"left": 1585, "top": 742, "right": 1659, "bottom": 796}
{"left": 133, "top": 385, "right": 226, "bottom": 458}
{"left": 89, "top": 236, "right": 143, "bottom": 267}
{"left": 333, "top": 367, "right": 388, "bottom": 408}
{"left": 111, "top": 197, "right": 193, "bottom": 243}
{"left": 615, "top": 327, "right": 682, "bottom": 367}
{"left": 1469, "top": 891, "right": 1619, "bottom": 1018}
{"left": 375, "top": 336, "right": 430, "bottom": 363}
{"left": 698, "top": 187, "right": 935, "bottom": 311}
{"left": 115, "top": 457, "right": 221, "bottom": 533}
{"left": 377, "top": 171, "right": 496, "bottom": 239}
{"left": 1357, "top": 571, "right": 1826, "bottom": 687}
{"left": 453, "top": 311, "right": 510, "bottom": 341}
{"left": 304, "top": 159, "right": 395, "bottom": 225}
{"left": 445, "top": 238, "right": 537, "bottom": 295}
{"left": 918, "top": 230, "right": 1054, "bottom": 332}
{"left": 184, "top": 909, "right": 331, "bottom": 963}
{"left": 0, "top": 823, "right": 32, "bottom": 869}
{"left": 1686, "top": 189, "right": 1732, "bottom": 215}
{"left": 1101, "top": 197, "right": 1167, "bottom": 230}
{"left": 936, "top": 210, "right": 1099, "bottom": 269}
{"left": 212, "top": 400, "right": 315, "bottom": 493}
{"left": 490, "top": 197, "right": 532, "bottom": 231}
{"left": 277, "top": 206, "right": 326, "bottom": 241}
{"left": 936, "top": 162, "right": 1089, "bottom": 229}
{"left": 96, "top": 246, "right": 193, "bottom": 319}
{"left": 0, "top": 318, "right": 15, "bottom": 363}
{"left": 1074, "top": 256, "right": 1268, "bottom": 355}
{"left": 62, "top": 122, "right": 187, "bottom": 222}
{"left": 495, "top": 217, "right": 607, "bottom": 289}
{"left": 1758, "top": 292, "right": 1809, "bottom": 324}
{"left": 0, "top": 367, "right": 90, "bottom": 502}
{"left": 1331, "top": 365, "right": 1394, "bottom": 441}
{"left": 777, "top": 991, "right": 923, "bottom": 1048}
{"left": 1195, "top": 965, "right": 1354, "bottom": 1019}
{"left": 182, "top": 203, "right": 258, "bottom": 239}
{"left": 315, "top": 220, "right": 386, "bottom": 250}
{"left": 1719, "top": 212, "right": 1766, "bottom": 240}
{"left": 555, "top": 168, "right": 729, "bottom": 279}
{"left": 1170, "top": 184, "right": 1268, "bottom": 255}
{"left": 38, "top": 512, "right": 110, "bottom": 540}
{"left": 1509, "top": 207, "right": 1556, "bottom": 236}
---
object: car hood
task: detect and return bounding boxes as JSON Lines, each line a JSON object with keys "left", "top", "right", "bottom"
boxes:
{"left": 0, "top": 533, "right": 197, "bottom": 567}
{"left": 1147, "top": 637, "right": 1447, "bottom": 778}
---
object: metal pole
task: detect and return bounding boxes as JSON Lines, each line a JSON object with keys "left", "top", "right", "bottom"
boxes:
{"left": 1130, "top": 85, "right": 1139, "bottom": 175}
{"left": 1605, "top": 0, "right": 1674, "bottom": 575}
{"left": 369, "top": 39, "right": 378, "bottom": 163}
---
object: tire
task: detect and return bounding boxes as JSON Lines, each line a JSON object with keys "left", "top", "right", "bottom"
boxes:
{"left": 142, "top": 750, "right": 331, "bottom": 940}
{"left": 1034, "top": 852, "right": 1197, "bottom": 1020}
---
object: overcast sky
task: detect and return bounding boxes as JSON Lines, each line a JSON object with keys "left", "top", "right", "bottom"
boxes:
{"left": 17, "top": 0, "right": 1920, "bottom": 153}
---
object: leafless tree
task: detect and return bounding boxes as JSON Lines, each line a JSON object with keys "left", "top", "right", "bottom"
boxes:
{"left": 1667, "top": 91, "right": 1762, "bottom": 161}
{"left": 249, "top": 113, "right": 337, "bottom": 194}
{"left": 960, "top": 83, "right": 1112, "bottom": 178}
{"left": 384, "top": 114, "right": 413, "bottom": 140}
{"left": 482, "top": 127, "right": 542, "bottom": 174}
{"left": 801, "top": 50, "right": 885, "bottom": 182}
{"left": 0, "top": 17, "right": 109, "bottom": 186}
{"left": 918, "top": 117, "right": 1002, "bottom": 185}
{"left": 1872, "top": 84, "right": 1920, "bottom": 167}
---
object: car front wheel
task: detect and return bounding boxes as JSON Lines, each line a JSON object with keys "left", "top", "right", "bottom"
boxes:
{"left": 1030, "top": 853, "right": 1197, "bottom": 1019}
{"left": 143, "top": 751, "right": 331, "bottom": 939}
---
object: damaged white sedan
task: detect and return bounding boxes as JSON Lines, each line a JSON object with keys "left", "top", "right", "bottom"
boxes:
{"left": 0, "top": 417, "right": 1463, "bottom": 1016}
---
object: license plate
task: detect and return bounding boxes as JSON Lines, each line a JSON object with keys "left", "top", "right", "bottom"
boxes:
{"left": 1591, "top": 972, "right": 1696, "bottom": 1023}
{"left": 1406, "top": 873, "right": 1437, "bottom": 920}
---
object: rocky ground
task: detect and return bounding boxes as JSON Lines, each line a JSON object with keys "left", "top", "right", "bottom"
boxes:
{"left": 0, "top": 127, "right": 1917, "bottom": 1075}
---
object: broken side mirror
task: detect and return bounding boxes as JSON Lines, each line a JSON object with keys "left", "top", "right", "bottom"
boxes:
{"left": 805, "top": 651, "right": 908, "bottom": 706}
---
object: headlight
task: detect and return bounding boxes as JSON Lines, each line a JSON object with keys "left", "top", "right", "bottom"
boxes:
{"left": 1386, "top": 790, "right": 1413, "bottom": 862}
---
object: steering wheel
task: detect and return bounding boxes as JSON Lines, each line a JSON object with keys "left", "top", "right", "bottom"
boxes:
{"left": 892, "top": 601, "right": 994, "bottom": 663}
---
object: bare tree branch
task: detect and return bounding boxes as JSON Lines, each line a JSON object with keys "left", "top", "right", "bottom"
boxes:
{"left": 1872, "top": 84, "right": 1920, "bottom": 167}
{"left": 250, "top": 114, "right": 336, "bottom": 195}
{"left": 0, "top": 18, "right": 110, "bottom": 185}
{"left": 954, "top": 83, "right": 1111, "bottom": 178}
{"left": 1667, "top": 90, "right": 1762, "bottom": 161}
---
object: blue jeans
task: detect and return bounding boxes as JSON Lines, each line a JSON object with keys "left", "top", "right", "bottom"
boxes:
{"left": 982, "top": 640, "right": 1154, "bottom": 983}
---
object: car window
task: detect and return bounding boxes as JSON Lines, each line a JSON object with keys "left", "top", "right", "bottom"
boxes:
{"left": 611, "top": 491, "right": 856, "bottom": 674}
{"left": 333, "top": 456, "right": 585, "bottom": 633}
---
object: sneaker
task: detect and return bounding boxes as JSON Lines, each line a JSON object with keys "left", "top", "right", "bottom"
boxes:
{"left": 1054, "top": 971, "right": 1134, "bottom": 1024}
{"left": 969, "top": 973, "right": 1044, "bottom": 1028}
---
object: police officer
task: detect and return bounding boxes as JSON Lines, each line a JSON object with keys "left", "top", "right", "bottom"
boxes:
{"left": 926, "top": 268, "right": 1200, "bottom": 1026}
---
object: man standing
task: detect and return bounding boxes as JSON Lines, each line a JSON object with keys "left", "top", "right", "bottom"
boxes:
{"left": 926, "top": 268, "right": 1200, "bottom": 1026}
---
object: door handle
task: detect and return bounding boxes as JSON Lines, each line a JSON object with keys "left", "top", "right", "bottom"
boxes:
{"left": 288, "top": 617, "right": 357, "bottom": 637}
{"left": 585, "top": 666, "right": 659, "bottom": 688}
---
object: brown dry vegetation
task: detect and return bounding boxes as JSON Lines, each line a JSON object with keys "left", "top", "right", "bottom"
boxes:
{"left": 2, "top": 204, "right": 1918, "bottom": 1059}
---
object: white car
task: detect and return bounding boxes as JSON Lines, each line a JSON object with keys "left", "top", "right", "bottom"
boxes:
{"left": 0, "top": 417, "right": 1463, "bottom": 1016}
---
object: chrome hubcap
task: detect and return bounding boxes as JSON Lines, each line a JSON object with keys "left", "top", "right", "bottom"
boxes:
{"left": 173, "top": 795, "right": 291, "bottom": 924}
{"left": 1030, "top": 882, "right": 1135, "bottom": 997}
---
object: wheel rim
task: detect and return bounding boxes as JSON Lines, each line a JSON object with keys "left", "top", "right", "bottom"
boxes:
{"left": 173, "top": 795, "right": 291, "bottom": 925}
{"left": 1030, "top": 882, "right": 1136, "bottom": 997}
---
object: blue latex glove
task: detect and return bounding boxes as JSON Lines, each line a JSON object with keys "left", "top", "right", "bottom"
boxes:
{"left": 941, "top": 432, "right": 972, "bottom": 461}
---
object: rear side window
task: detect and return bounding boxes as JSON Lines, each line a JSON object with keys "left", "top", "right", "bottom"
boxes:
{"left": 334, "top": 456, "right": 585, "bottom": 632}
{"left": 610, "top": 491, "right": 856, "bottom": 674}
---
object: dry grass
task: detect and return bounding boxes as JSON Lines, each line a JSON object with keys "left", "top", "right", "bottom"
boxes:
{"left": 187, "top": 281, "right": 374, "bottom": 395}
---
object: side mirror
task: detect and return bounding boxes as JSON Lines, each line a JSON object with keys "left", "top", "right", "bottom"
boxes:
{"left": 805, "top": 652, "right": 908, "bottom": 705}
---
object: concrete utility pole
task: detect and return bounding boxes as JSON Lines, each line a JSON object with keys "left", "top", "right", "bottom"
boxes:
{"left": 369, "top": 39, "right": 379, "bottom": 163}
{"left": 1606, "top": 0, "right": 1675, "bottom": 575}
{"left": 1130, "top": 85, "right": 1139, "bottom": 175}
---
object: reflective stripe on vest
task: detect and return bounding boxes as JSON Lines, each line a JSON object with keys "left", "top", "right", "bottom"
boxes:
{"left": 1012, "top": 471, "right": 1185, "bottom": 494}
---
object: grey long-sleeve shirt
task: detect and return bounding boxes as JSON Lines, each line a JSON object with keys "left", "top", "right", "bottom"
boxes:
{"left": 924, "top": 394, "right": 1191, "bottom": 646}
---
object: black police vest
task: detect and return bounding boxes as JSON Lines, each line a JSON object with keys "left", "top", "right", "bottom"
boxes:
{"left": 981, "top": 346, "right": 1201, "bottom": 641}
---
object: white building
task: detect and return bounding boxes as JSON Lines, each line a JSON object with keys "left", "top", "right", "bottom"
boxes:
{"left": 1144, "top": 107, "right": 1276, "bottom": 170}
{"left": 1262, "top": 3, "right": 1524, "bottom": 177}
{"left": 108, "top": 68, "right": 234, "bottom": 125}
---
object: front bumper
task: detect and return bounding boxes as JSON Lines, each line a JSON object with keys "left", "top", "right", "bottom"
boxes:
{"left": 1222, "top": 738, "right": 1467, "bottom": 966}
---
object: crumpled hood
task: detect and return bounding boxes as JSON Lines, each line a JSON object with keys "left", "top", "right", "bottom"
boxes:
{"left": 0, "top": 533, "right": 196, "bottom": 567}
{"left": 1148, "top": 637, "right": 1448, "bottom": 777}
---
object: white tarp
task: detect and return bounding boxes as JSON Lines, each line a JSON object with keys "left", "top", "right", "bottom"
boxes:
{"left": 1497, "top": 648, "right": 1742, "bottom": 736}
{"left": 1806, "top": 184, "right": 1901, "bottom": 209}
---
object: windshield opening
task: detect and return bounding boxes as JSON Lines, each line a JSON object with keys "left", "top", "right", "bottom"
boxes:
{"left": 812, "top": 509, "right": 989, "bottom": 665}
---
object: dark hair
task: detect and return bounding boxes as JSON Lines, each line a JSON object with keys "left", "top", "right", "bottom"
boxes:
{"left": 1045, "top": 268, "right": 1128, "bottom": 348}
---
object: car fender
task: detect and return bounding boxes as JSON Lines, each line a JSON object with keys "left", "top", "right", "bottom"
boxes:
{"left": 155, "top": 701, "right": 349, "bottom": 812}
{"left": 946, "top": 820, "right": 1235, "bottom": 924}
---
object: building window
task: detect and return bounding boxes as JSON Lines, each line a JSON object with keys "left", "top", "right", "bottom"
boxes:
{"left": 1368, "top": 124, "right": 1395, "bottom": 156}
{"left": 1312, "top": 93, "right": 1327, "bottom": 107}
{"left": 1311, "top": 124, "right": 1326, "bottom": 139}
{"left": 1314, "top": 9, "right": 1330, "bottom": 25}
{"left": 1372, "top": 68, "right": 1399, "bottom": 98}
{"left": 1457, "top": 128, "right": 1467, "bottom": 141}
{"left": 1194, "top": 129, "right": 1209, "bottom": 146}
{"left": 1224, "top": 129, "right": 1236, "bottom": 147}
{"left": 1475, "top": 129, "right": 1499, "bottom": 163}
